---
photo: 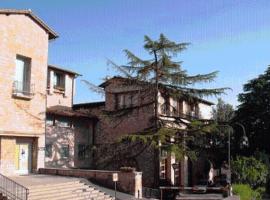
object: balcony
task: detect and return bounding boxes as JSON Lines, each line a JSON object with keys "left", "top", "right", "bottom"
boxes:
{"left": 12, "top": 81, "right": 35, "bottom": 100}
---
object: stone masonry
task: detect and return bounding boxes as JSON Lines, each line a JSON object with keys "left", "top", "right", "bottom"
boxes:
{"left": 0, "top": 10, "right": 57, "bottom": 175}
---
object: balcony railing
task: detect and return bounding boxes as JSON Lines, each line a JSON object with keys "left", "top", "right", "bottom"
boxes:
{"left": 0, "top": 173, "right": 29, "bottom": 200}
{"left": 12, "top": 81, "right": 35, "bottom": 98}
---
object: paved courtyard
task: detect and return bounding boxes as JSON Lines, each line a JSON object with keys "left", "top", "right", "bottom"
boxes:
{"left": 9, "top": 174, "right": 81, "bottom": 187}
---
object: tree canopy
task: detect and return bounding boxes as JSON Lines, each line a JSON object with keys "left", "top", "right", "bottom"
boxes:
{"left": 234, "top": 67, "right": 270, "bottom": 154}
{"left": 107, "top": 34, "right": 228, "bottom": 159}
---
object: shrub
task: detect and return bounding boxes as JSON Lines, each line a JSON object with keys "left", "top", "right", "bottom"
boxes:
{"left": 232, "top": 156, "right": 268, "bottom": 188}
{"left": 233, "top": 184, "right": 264, "bottom": 200}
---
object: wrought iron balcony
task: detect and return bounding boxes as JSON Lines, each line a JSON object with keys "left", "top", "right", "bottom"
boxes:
{"left": 12, "top": 81, "right": 35, "bottom": 99}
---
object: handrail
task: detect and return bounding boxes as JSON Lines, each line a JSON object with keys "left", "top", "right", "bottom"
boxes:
{"left": 12, "top": 80, "right": 35, "bottom": 97}
{"left": 0, "top": 173, "right": 29, "bottom": 200}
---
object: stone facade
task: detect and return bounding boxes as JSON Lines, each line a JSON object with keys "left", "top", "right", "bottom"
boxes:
{"left": 46, "top": 65, "right": 78, "bottom": 108}
{"left": 74, "top": 77, "right": 213, "bottom": 188}
{"left": 45, "top": 66, "right": 95, "bottom": 169}
{"left": 45, "top": 114, "right": 95, "bottom": 168}
{"left": 0, "top": 10, "right": 57, "bottom": 175}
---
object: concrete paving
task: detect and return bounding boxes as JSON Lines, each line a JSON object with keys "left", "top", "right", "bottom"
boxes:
{"left": 9, "top": 174, "right": 81, "bottom": 187}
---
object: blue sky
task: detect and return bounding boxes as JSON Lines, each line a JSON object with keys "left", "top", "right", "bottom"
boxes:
{"left": 1, "top": 0, "right": 270, "bottom": 107}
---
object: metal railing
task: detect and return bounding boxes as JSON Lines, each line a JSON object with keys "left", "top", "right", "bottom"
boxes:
{"left": 12, "top": 81, "right": 35, "bottom": 97}
{"left": 0, "top": 174, "right": 29, "bottom": 200}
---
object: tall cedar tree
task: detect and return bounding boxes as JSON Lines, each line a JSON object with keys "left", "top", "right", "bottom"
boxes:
{"left": 234, "top": 67, "right": 270, "bottom": 155}
{"left": 99, "top": 34, "right": 228, "bottom": 160}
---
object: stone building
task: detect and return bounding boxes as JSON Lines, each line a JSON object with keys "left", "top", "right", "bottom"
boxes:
{"left": 0, "top": 9, "right": 57, "bottom": 175}
{"left": 45, "top": 65, "right": 96, "bottom": 168}
{"left": 0, "top": 9, "right": 96, "bottom": 175}
{"left": 74, "top": 76, "right": 213, "bottom": 188}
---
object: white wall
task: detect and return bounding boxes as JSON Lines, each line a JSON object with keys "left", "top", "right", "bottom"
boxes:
{"left": 198, "top": 103, "right": 212, "bottom": 120}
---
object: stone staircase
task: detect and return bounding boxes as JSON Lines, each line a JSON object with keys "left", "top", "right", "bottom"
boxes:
{"left": 1, "top": 179, "right": 114, "bottom": 200}
{"left": 27, "top": 180, "right": 114, "bottom": 200}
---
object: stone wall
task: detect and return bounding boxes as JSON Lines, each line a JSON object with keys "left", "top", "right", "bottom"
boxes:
{"left": 0, "top": 14, "right": 48, "bottom": 135}
{"left": 74, "top": 83, "right": 158, "bottom": 187}
{"left": 39, "top": 168, "right": 143, "bottom": 199}
{"left": 47, "top": 68, "right": 75, "bottom": 108}
{"left": 0, "top": 13, "right": 50, "bottom": 174}
{"left": 45, "top": 116, "right": 93, "bottom": 168}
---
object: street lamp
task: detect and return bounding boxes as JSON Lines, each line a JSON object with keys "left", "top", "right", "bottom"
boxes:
{"left": 235, "top": 122, "right": 249, "bottom": 148}
{"left": 218, "top": 122, "right": 249, "bottom": 196}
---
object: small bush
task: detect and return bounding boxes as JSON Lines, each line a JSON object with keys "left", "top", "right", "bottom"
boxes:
{"left": 232, "top": 156, "right": 268, "bottom": 188}
{"left": 233, "top": 184, "right": 264, "bottom": 200}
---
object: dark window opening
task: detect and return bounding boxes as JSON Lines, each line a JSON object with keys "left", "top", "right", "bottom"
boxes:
{"left": 53, "top": 72, "right": 65, "bottom": 90}
{"left": 60, "top": 145, "right": 69, "bottom": 158}
{"left": 45, "top": 144, "right": 52, "bottom": 157}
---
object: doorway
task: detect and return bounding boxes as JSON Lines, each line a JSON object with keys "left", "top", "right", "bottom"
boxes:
{"left": 15, "top": 142, "right": 32, "bottom": 174}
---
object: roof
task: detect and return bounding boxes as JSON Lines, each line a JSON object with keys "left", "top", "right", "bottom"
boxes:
{"left": 46, "top": 105, "right": 95, "bottom": 118}
{"left": 0, "top": 9, "right": 58, "bottom": 40}
{"left": 73, "top": 101, "right": 105, "bottom": 109}
{"left": 48, "top": 65, "right": 82, "bottom": 77}
{"left": 99, "top": 76, "right": 125, "bottom": 88}
{"left": 99, "top": 76, "right": 214, "bottom": 105}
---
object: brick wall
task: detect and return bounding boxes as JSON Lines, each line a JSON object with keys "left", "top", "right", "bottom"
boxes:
{"left": 75, "top": 80, "right": 159, "bottom": 187}
{"left": 39, "top": 168, "right": 143, "bottom": 198}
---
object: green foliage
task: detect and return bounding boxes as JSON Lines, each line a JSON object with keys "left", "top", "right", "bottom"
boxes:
{"left": 254, "top": 151, "right": 270, "bottom": 193}
{"left": 233, "top": 184, "right": 264, "bottom": 200}
{"left": 112, "top": 34, "right": 228, "bottom": 98}
{"left": 106, "top": 34, "right": 228, "bottom": 160}
{"left": 232, "top": 156, "right": 268, "bottom": 188}
{"left": 234, "top": 67, "right": 270, "bottom": 154}
{"left": 212, "top": 98, "right": 234, "bottom": 122}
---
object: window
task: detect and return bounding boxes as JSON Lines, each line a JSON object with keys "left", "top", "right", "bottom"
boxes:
{"left": 14, "top": 55, "right": 32, "bottom": 95}
{"left": 53, "top": 72, "right": 65, "bottom": 90}
{"left": 55, "top": 117, "right": 72, "bottom": 128}
{"left": 46, "top": 116, "right": 55, "bottom": 126}
{"left": 116, "top": 93, "right": 135, "bottom": 109}
{"left": 188, "top": 103, "right": 199, "bottom": 117}
{"left": 160, "top": 158, "right": 166, "bottom": 179}
{"left": 78, "top": 144, "right": 89, "bottom": 160}
{"left": 126, "top": 95, "right": 133, "bottom": 107}
{"left": 60, "top": 145, "right": 69, "bottom": 158}
{"left": 160, "top": 96, "right": 170, "bottom": 115}
{"left": 45, "top": 144, "right": 52, "bottom": 157}
{"left": 118, "top": 94, "right": 125, "bottom": 109}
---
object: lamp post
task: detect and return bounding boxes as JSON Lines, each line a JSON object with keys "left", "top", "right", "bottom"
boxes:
{"left": 235, "top": 122, "right": 249, "bottom": 148}
{"left": 219, "top": 122, "right": 248, "bottom": 196}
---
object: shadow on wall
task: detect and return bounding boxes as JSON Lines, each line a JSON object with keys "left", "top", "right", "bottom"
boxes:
{"left": 45, "top": 125, "right": 74, "bottom": 168}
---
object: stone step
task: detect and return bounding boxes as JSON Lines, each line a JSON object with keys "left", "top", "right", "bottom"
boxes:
{"left": 27, "top": 180, "right": 114, "bottom": 200}
{"left": 30, "top": 191, "right": 113, "bottom": 200}
{"left": 28, "top": 180, "right": 81, "bottom": 190}
{"left": 29, "top": 183, "right": 92, "bottom": 195}
{"left": 29, "top": 187, "right": 100, "bottom": 199}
